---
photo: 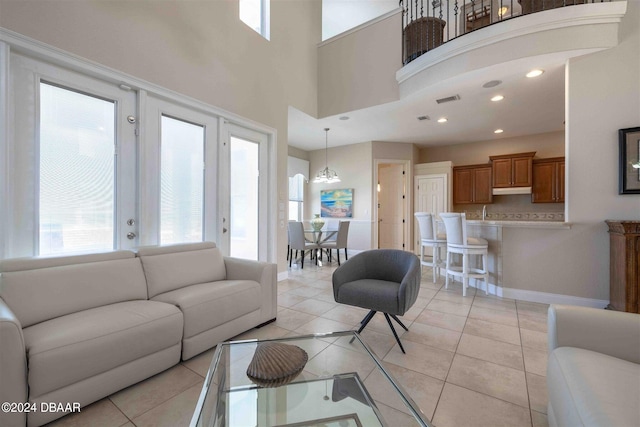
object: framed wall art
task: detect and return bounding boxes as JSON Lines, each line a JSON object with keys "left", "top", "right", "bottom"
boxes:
{"left": 619, "top": 127, "right": 640, "bottom": 194}
{"left": 320, "top": 189, "right": 353, "bottom": 218}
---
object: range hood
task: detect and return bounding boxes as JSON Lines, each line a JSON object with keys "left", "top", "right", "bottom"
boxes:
{"left": 492, "top": 187, "right": 532, "bottom": 195}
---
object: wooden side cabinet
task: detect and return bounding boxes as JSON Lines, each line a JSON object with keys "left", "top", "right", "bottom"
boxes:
{"left": 605, "top": 220, "right": 640, "bottom": 313}
{"left": 532, "top": 157, "right": 565, "bottom": 203}
{"left": 490, "top": 152, "right": 536, "bottom": 188}
{"left": 453, "top": 164, "right": 493, "bottom": 204}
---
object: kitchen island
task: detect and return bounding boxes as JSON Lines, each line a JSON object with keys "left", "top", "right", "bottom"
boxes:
{"left": 437, "top": 219, "right": 571, "bottom": 294}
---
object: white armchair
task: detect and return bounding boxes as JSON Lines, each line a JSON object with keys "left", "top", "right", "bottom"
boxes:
{"left": 547, "top": 304, "right": 640, "bottom": 427}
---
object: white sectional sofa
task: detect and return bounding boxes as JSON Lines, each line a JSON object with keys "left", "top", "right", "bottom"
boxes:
{"left": 547, "top": 304, "right": 640, "bottom": 427}
{"left": 0, "top": 242, "right": 276, "bottom": 427}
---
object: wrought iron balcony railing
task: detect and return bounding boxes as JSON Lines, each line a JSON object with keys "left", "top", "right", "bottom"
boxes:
{"left": 401, "top": 0, "right": 613, "bottom": 65}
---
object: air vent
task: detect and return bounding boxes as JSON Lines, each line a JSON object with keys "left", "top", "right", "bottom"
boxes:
{"left": 417, "top": 115, "right": 430, "bottom": 121}
{"left": 436, "top": 95, "right": 461, "bottom": 104}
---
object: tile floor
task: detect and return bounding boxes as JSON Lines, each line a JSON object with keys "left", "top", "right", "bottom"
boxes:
{"left": 47, "top": 262, "right": 550, "bottom": 427}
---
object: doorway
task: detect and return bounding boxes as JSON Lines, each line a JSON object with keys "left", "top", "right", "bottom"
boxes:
{"left": 375, "top": 160, "right": 410, "bottom": 250}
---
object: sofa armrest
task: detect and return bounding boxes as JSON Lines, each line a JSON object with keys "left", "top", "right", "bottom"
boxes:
{"left": 224, "top": 257, "right": 277, "bottom": 321}
{"left": 0, "top": 297, "right": 28, "bottom": 427}
{"left": 548, "top": 304, "right": 640, "bottom": 364}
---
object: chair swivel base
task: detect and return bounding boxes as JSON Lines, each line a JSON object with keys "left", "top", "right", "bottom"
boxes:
{"left": 351, "top": 310, "right": 409, "bottom": 354}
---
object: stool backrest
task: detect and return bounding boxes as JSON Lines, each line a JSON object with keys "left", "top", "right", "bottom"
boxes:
{"left": 415, "top": 212, "right": 437, "bottom": 241}
{"left": 440, "top": 212, "right": 468, "bottom": 245}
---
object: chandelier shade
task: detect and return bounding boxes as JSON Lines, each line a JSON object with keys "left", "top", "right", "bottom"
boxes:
{"left": 313, "top": 128, "right": 340, "bottom": 183}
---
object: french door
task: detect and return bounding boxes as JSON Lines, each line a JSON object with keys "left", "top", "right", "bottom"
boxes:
{"left": 139, "top": 96, "right": 218, "bottom": 246}
{"left": 9, "top": 53, "right": 137, "bottom": 256}
{"left": 219, "top": 124, "right": 269, "bottom": 261}
{"left": 5, "top": 50, "right": 272, "bottom": 260}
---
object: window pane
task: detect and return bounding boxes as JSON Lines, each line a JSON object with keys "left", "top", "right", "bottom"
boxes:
{"left": 240, "top": 0, "right": 269, "bottom": 39}
{"left": 240, "top": 0, "right": 261, "bottom": 33}
{"left": 230, "top": 136, "right": 259, "bottom": 260}
{"left": 161, "top": 116, "right": 204, "bottom": 244}
{"left": 289, "top": 201, "right": 301, "bottom": 221}
{"left": 39, "top": 82, "right": 115, "bottom": 255}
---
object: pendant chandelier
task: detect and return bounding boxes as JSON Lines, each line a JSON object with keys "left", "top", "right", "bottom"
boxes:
{"left": 313, "top": 128, "right": 341, "bottom": 183}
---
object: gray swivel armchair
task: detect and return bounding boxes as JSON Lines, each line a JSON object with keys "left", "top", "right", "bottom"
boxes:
{"left": 332, "top": 249, "right": 421, "bottom": 353}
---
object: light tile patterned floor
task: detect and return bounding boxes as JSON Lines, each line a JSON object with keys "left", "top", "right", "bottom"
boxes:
{"left": 47, "top": 262, "right": 550, "bottom": 427}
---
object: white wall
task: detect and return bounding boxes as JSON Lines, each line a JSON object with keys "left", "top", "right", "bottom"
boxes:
{"left": 322, "top": 0, "right": 398, "bottom": 40}
{"left": 307, "top": 142, "right": 373, "bottom": 250}
{"left": 318, "top": 9, "right": 401, "bottom": 117}
{"left": 0, "top": 0, "right": 322, "bottom": 275}
{"left": 419, "top": 131, "right": 565, "bottom": 164}
{"left": 502, "top": 0, "right": 640, "bottom": 301}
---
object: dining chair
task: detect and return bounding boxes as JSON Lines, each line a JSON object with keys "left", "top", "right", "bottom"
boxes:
{"left": 439, "top": 212, "right": 489, "bottom": 296}
{"left": 414, "top": 212, "right": 447, "bottom": 283}
{"left": 288, "top": 221, "right": 318, "bottom": 269}
{"left": 319, "top": 221, "right": 350, "bottom": 265}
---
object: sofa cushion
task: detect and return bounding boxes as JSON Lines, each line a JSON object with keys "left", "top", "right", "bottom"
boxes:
{"left": 0, "top": 254, "right": 147, "bottom": 328}
{"left": 138, "top": 243, "right": 226, "bottom": 298}
{"left": 23, "top": 300, "right": 183, "bottom": 398}
{"left": 548, "top": 346, "right": 640, "bottom": 427}
{"left": 152, "top": 280, "right": 261, "bottom": 339}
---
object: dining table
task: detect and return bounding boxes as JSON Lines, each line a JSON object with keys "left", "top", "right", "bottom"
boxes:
{"left": 304, "top": 228, "right": 338, "bottom": 265}
{"left": 304, "top": 228, "right": 338, "bottom": 244}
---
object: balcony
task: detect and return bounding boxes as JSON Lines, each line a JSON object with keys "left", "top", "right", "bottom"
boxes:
{"left": 316, "top": 0, "right": 627, "bottom": 118}
{"left": 401, "top": 0, "right": 615, "bottom": 65}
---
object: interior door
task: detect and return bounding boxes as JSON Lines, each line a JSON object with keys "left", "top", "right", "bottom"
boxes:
{"left": 416, "top": 174, "right": 447, "bottom": 253}
{"left": 378, "top": 163, "right": 405, "bottom": 249}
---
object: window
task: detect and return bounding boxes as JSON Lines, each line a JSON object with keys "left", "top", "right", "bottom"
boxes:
{"left": 239, "top": 0, "right": 270, "bottom": 40}
{"left": 160, "top": 115, "right": 205, "bottom": 244}
{"left": 288, "top": 174, "right": 304, "bottom": 221}
{"left": 39, "top": 82, "right": 116, "bottom": 255}
{"left": 229, "top": 136, "right": 259, "bottom": 260}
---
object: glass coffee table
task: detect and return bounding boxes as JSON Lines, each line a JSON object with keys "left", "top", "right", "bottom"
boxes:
{"left": 190, "top": 331, "right": 432, "bottom": 427}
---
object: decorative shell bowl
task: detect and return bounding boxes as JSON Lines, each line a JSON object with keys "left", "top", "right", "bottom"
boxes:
{"left": 246, "top": 342, "right": 308, "bottom": 388}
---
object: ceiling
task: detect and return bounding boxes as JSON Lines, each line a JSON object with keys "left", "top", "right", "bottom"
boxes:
{"left": 288, "top": 57, "right": 566, "bottom": 152}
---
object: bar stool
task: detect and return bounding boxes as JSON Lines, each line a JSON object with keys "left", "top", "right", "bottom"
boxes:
{"left": 440, "top": 212, "right": 489, "bottom": 296}
{"left": 414, "top": 212, "right": 447, "bottom": 283}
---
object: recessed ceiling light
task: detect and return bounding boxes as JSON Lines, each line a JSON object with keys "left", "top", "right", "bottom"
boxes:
{"left": 491, "top": 95, "right": 504, "bottom": 102}
{"left": 339, "top": 116, "right": 350, "bottom": 121}
{"left": 482, "top": 80, "right": 502, "bottom": 88}
{"left": 437, "top": 117, "right": 448, "bottom": 123}
{"left": 494, "top": 129, "right": 504, "bottom": 134}
{"left": 526, "top": 69, "right": 544, "bottom": 78}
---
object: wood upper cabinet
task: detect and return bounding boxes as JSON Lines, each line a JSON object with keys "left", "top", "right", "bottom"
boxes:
{"left": 453, "top": 164, "right": 493, "bottom": 204}
{"left": 490, "top": 152, "right": 536, "bottom": 188}
{"left": 532, "top": 157, "right": 565, "bottom": 203}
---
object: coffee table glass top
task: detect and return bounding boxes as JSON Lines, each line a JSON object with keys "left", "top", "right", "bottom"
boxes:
{"left": 191, "top": 331, "right": 432, "bottom": 427}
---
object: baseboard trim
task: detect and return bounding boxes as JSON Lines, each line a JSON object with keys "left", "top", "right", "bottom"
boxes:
{"left": 500, "top": 288, "right": 609, "bottom": 308}
{"left": 469, "top": 281, "right": 609, "bottom": 308}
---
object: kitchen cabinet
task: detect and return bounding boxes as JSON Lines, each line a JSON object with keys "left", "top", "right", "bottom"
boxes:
{"left": 605, "top": 221, "right": 640, "bottom": 313}
{"left": 532, "top": 157, "right": 565, "bottom": 203}
{"left": 490, "top": 152, "right": 536, "bottom": 188}
{"left": 453, "top": 164, "right": 493, "bottom": 204}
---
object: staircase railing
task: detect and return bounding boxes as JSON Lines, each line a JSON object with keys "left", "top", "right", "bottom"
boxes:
{"left": 401, "top": 0, "right": 612, "bottom": 65}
